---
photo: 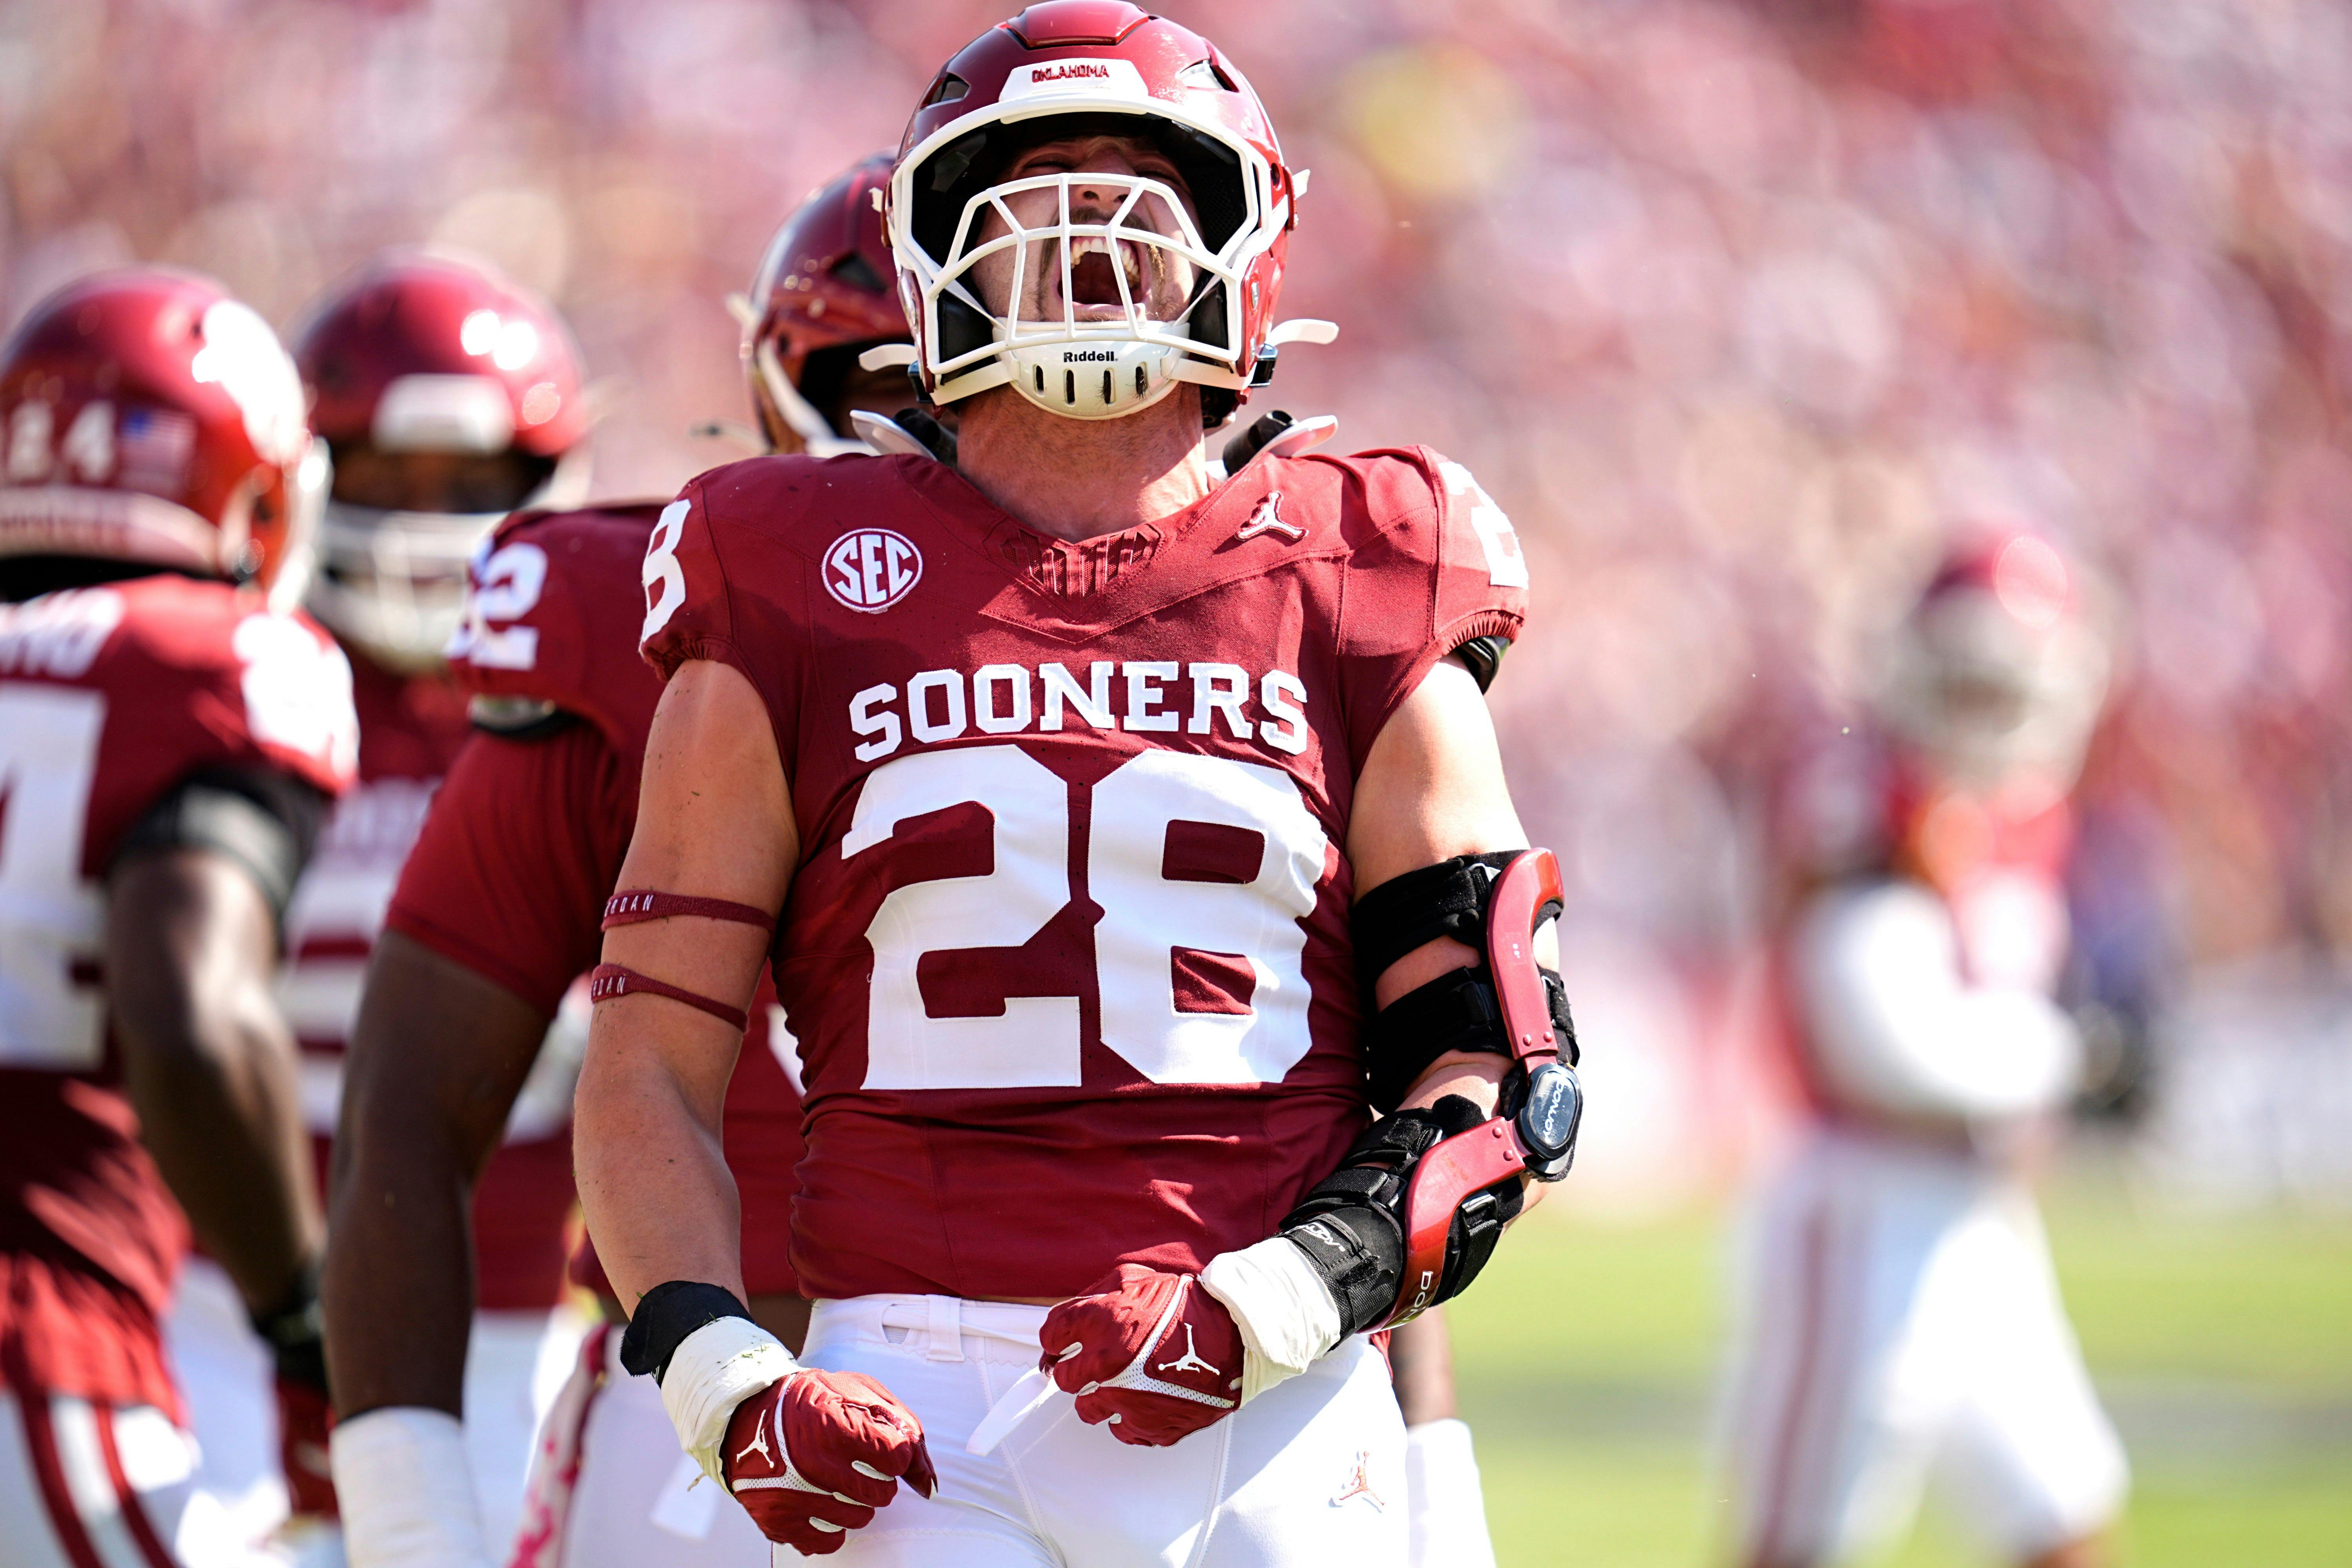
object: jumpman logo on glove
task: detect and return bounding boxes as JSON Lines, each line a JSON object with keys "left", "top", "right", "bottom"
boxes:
{"left": 1155, "top": 1324, "right": 1220, "bottom": 1378}
{"left": 733, "top": 1407, "right": 774, "bottom": 1468}
{"left": 1042, "top": 1265, "right": 1247, "bottom": 1447}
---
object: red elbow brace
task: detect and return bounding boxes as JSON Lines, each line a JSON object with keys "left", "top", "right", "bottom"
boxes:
{"left": 1282, "top": 849, "right": 1583, "bottom": 1333}
{"left": 587, "top": 890, "right": 775, "bottom": 1030}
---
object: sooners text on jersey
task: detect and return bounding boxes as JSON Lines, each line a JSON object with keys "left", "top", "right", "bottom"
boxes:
{"left": 0, "top": 578, "right": 354, "bottom": 1410}
{"left": 640, "top": 448, "right": 1526, "bottom": 1299}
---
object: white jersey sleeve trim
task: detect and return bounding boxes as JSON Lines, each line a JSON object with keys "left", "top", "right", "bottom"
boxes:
{"left": 1793, "top": 880, "right": 2082, "bottom": 1121}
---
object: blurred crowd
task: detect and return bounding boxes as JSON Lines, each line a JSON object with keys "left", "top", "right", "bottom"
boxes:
{"left": 8, "top": 0, "right": 2349, "bottom": 1201}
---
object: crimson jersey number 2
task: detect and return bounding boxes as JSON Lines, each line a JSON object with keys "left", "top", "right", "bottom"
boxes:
{"left": 843, "top": 744, "right": 1328, "bottom": 1089}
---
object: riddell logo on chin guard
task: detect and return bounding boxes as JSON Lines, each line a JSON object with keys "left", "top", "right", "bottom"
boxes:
{"left": 824, "top": 527, "right": 922, "bottom": 613}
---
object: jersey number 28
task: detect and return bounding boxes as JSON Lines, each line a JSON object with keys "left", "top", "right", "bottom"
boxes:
{"left": 844, "top": 744, "right": 1329, "bottom": 1090}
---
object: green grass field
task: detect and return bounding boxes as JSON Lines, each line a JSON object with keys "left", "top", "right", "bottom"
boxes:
{"left": 1448, "top": 1178, "right": 2352, "bottom": 1566}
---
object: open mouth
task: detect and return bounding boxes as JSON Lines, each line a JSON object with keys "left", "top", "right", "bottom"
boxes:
{"left": 1063, "top": 236, "right": 1145, "bottom": 309}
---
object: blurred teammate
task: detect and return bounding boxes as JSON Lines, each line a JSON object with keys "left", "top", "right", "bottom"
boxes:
{"left": 576, "top": 7, "right": 1582, "bottom": 1565}
{"left": 0, "top": 269, "right": 358, "bottom": 1566}
{"left": 1722, "top": 530, "right": 2128, "bottom": 1568}
{"left": 323, "top": 156, "right": 921, "bottom": 1568}
{"left": 163, "top": 254, "right": 595, "bottom": 1550}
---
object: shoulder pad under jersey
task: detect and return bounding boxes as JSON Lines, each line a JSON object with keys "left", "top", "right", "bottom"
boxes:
{"left": 1343, "top": 445, "right": 1530, "bottom": 647}
{"left": 446, "top": 503, "right": 668, "bottom": 761}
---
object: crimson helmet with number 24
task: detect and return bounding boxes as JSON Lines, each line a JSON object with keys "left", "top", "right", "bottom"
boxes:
{"left": 882, "top": 2, "right": 1332, "bottom": 425}
{"left": 0, "top": 267, "right": 325, "bottom": 612}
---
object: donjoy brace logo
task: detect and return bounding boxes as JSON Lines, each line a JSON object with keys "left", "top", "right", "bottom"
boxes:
{"left": 824, "top": 528, "right": 923, "bottom": 613}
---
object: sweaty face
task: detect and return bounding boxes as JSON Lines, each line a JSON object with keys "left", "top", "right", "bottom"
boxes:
{"left": 967, "top": 134, "right": 1202, "bottom": 328}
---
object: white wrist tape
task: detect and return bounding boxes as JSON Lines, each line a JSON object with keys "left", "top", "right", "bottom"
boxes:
{"left": 331, "top": 1407, "right": 495, "bottom": 1568}
{"left": 1199, "top": 1235, "right": 1343, "bottom": 1405}
{"left": 659, "top": 1315, "right": 800, "bottom": 1484}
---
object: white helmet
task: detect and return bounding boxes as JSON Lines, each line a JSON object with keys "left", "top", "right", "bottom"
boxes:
{"left": 1878, "top": 529, "right": 2111, "bottom": 791}
{"left": 880, "top": 3, "right": 1329, "bottom": 425}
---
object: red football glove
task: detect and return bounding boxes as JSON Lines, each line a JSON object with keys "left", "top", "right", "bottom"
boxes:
{"left": 274, "top": 1377, "right": 338, "bottom": 1518}
{"left": 720, "top": 1371, "right": 937, "bottom": 1555}
{"left": 1040, "top": 1264, "right": 1245, "bottom": 1447}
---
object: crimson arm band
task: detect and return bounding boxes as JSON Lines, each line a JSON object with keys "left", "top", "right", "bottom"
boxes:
{"left": 587, "top": 964, "right": 750, "bottom": 1029}
{"left": 602, "top": 891, "right": 774, "bottom": 930}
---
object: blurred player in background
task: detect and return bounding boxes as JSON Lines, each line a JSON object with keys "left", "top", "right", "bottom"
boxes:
{"left": 733, "top": 156, "right": 946, "bottom": 463}
{"left": 0, "top": 269, "right": 358, "bottom": 1566}
{"left": 1721, "top": 530, "right": 2129, "bottom": 1568}
{"left": 161, "top": 254, "right": 595, "bottom": 1551}
{"left": 323, "top": 157, "right": 921, "bottom": 1568}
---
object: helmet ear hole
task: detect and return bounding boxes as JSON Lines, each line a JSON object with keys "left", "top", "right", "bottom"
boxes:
{"left": 1185, "top": 289, "right": 1229, "bottom": 352}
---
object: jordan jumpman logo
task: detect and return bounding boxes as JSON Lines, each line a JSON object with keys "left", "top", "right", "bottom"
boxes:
{"left": 1331, "top": 1450, "right": 1385, "bottom": 1510}
{"left": 1156, "top": 1323, "right": 1220, "bottom": 1378}
{"left": 1236, "top": 491, "right": 1304, "bottom": 542}
{"left": 733, "top": 1407, "right": 774, "bottom": 1467}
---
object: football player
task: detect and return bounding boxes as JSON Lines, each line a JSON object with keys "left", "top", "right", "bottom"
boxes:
{"left": 322, "top": 158, "right": 920, "bottom": 1568}
{"left": 1720, "top": 530, "right": 2127, "bottom": 1568}
{"left": 0, "top": 269, "right": 359, "bottom": 1566}
{"left": 576, "top": 7, "right": 1583, "bottom": 1565}
{"left": 162, "top": 253, "right": 597, "bottom": 1551}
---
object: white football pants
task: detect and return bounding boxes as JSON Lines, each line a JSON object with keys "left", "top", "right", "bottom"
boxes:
{"left": 508, "top": 1326, "right": 773, "bottom": 1568}
{"left": 1719, "top": 1130, "right": 2129, "bottom": 1564}
{"left": 165, "top": 1259, "right": 586, "bottom": 1555}
{"left": 0, "top": 1387, "right": 286, "bottom": 1568}
{"left": 794, "top": 1294, "right": 1405, "bottom": 1568}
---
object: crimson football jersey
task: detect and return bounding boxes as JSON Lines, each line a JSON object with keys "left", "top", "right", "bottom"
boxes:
{"left": 391, "top": 503, "right": 804, "bottom": 1298}
{"left": 0, "top": 576, "right": 356, "bottom": 1410}
{"left": 639, "top": 447, "right": 1529, "bottom": 1300}
{"left": 280, "top": 651, "right": 579, "bottom": 1311}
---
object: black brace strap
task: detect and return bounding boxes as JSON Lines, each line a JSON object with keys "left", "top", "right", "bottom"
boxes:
{"left": 1279, "top": 1095, "right": 1524, "bottom": 1339}
{"left": 619, "top": 1280, "right": 755, "bottom": 1383}
{"left": 1365, "top": 968, "right": 1578, "bottom": 1112}
{"left": 1351, "top": 852, "right": 1520, "bottom": 987}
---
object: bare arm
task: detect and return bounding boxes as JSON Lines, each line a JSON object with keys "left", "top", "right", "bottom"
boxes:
{"left": 574, "top": 659, "right": 796, "bottom": 1312}
{"left": 324, "top": 932, "right": 549, "bottom": 1418}
{"left": 1347, "top": 655, "right": 1556, "bottom": 1123}
{"left": 1388, "top": 1307, "right": 1460, "bottom": 1425}
{"left": 107, "top": 848, "right": 319, "bottom": 1314}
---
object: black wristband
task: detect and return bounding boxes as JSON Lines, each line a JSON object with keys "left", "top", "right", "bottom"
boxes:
{"left": 619, "top": 1281, "right": 755, "bottom": 1383}
{"left": 250, "top": 1260, "right": 329, "bottom": 1395}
